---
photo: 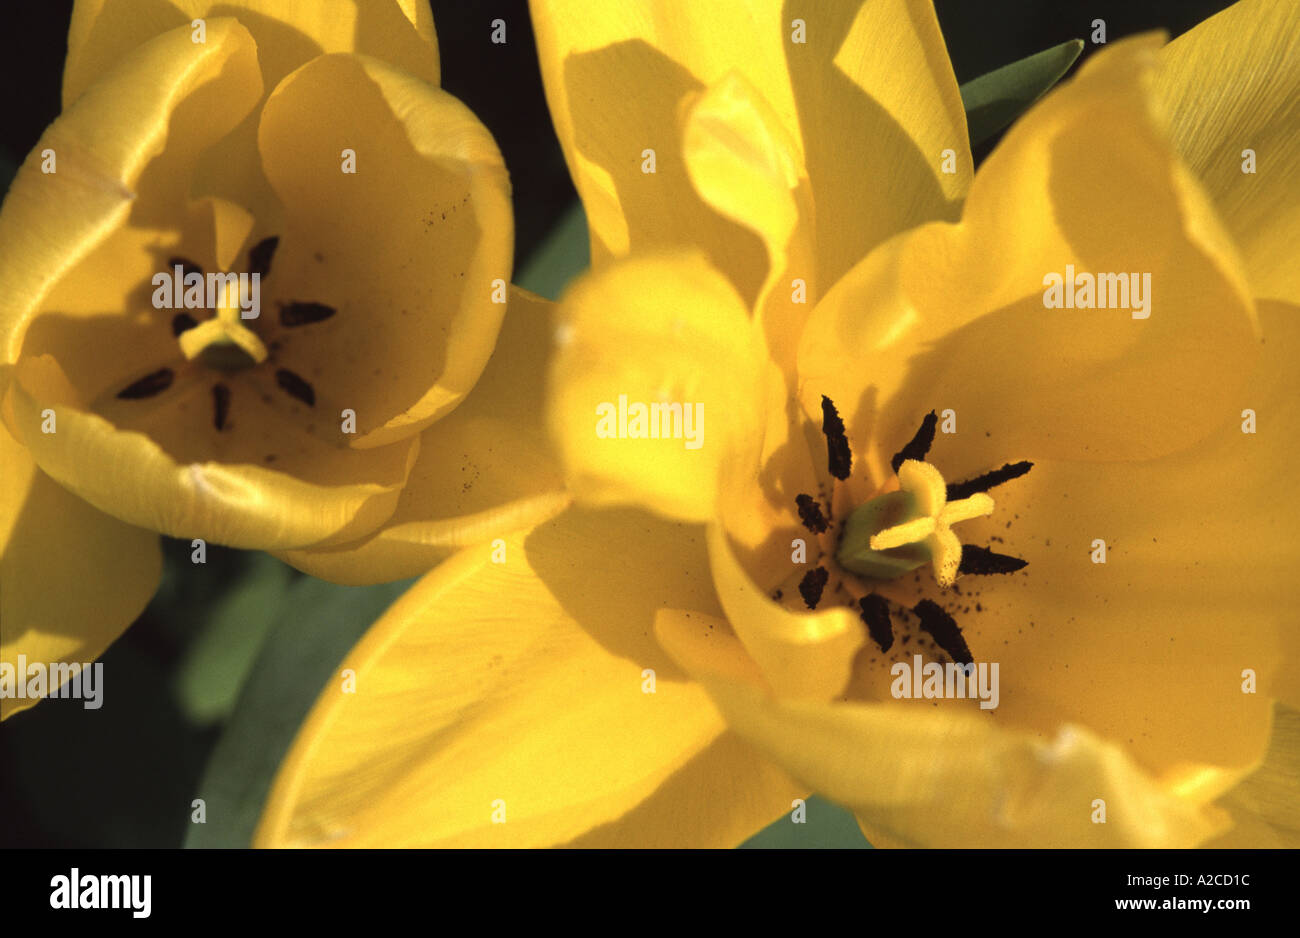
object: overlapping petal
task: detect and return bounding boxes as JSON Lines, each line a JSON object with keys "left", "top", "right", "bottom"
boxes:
{"left": 547, "top": 251, "right": 766, "bottom": 523}
{"left": 0, "top": 418, "right": 161, "bottom": 721}
{"left": 658, "top": 617, "right": 1231, "bottom": 847}
{"left": 681, "top": 70, "right": 816, "bottom": 373}
{"left": 0, "top": 18, "right": 262, "bottom": 364}
{"left": 531, "top": 0, "right": 969, "bottom": 301}
{"left": 256, "top": 507, "right": 735, "bottom": 848}
{"left": 256, "top": 51, "right": 513, "bottom": 449}
{"left": 5, "top": 353, "right": 418, "bottom": 550}
{"left": 798, "top": 36, "right": 1260, "bottom": 490}
{"left": 278, "top": 288, "right": 570, "bottom": 584}
{"left": 707, "top": 524, "right": 863, "bottom": 701}
{"left": 1207, "top": 704, "right": 1300, "bottom": 848}
{"left": 947, "top": 300, "right": 1297, "bottom": 779}
{"left": 1153, "top": 0, "right": 1300, "bottom": 305}
{"left": 64, "top": 0, "right": 439, "bottom": 107}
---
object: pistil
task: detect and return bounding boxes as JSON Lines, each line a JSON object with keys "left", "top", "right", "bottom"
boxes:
{"left": 837, "top": 459, "right": 994, "bottom": 587}
{"left": 178, "top": 280, "right": 267, "bottom": 371}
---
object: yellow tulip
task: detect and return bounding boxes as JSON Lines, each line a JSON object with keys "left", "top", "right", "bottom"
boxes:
{"left": 0, "top": 0, "right": 568, "bottom": 720}
{"left": 257, "top": 0, "right": 1297, "bottom": 847}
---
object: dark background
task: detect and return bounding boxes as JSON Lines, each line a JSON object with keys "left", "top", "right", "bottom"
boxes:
{"left": 0, "top": 0, "right": 1234, "bottom": 847}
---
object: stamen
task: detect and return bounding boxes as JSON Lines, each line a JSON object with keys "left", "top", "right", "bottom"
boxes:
{"left": 914, "top": 599, "right": 973, "bottom": 666}
{"left": 172, "top": 313, "right": 198, "bottom": 336}
{"left": 820, "top": 395, "right": 852, "bottom": 481}
{"left": 798, "top": 566, "right": 829, "bottom": 610}
{"left": 248, "top": 236, "right": 280, "bottom": 279}
{"left": 858, "top": 593, "right": 894, "bottom": 652}
{"left": 891, "top": 410, "right": 938, "bottom": 473}
{"left": 116, "top": 368, "right": 174, "bottom": 399}
{"left": 959, "top": 544, "right": 1028, "bottom": 575}
{"left": 212, "top": 383, "right": 231, "bottom": 430}
{"left": 280, "top": 301, "right": 336, "bottom": 328}
{"left": 946, "top": 461, "right": 1033, "bottom": 501}
{"left": 167, "top": 256, "right": 202, "bottom": 277}
{"left": 795, "top": 493, "right": 829, "bottom": 534}
{"left": 276, "top": 368, "right": 316, "bottom": 406}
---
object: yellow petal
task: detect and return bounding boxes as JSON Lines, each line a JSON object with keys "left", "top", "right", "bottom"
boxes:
{"left": 65, "top": 2, "right": 439, "bottom": 227}
{"left": 65, "top": 0, "right": 440, "bottom": 108}
{"left": 530, "top": 0, "right": 789, "bottom": 301}
{"left": 1, "top": 18, "right": 262, "bottom": 363}
{"left": 256, "top": 507, "right": 726, "bottom": 847}
{"left": 278, "top": 288, "right": 570, "bottom": 585}
{"left": 6, "top": 354, "right": 417, "bottom": 550}
{"left": 531, "top": 0, "right": 969, "bottom": 296}
{"left": 1153, "top": 0, "right": 1300, "bottom": 304}
{"left": 1, "top": 419, "right": 160, "bottom": 720}
{"left": 547, "top": 252, "right": 765, "bottom": 523}
{"left": 706, "top": 524, "right": 864, "bottom": 700}
{"left": 682, "top": 671, "right": 1230, "bottom": 847}
{"left": 950, "top": 300, "right": 1298, "bottom": 777}
{"left": 563, "top": 730, "right": 804, "bottom": 848}
{"left": 681, "top": 70, "right": 816, "bottom": 372}
{"left": 256, "top": 52, "right": 512, "bottom": 449}
{"left": 799, "top": 36, "right": 1260, "bottom": 489}
{"left": 1207, "top": 704, "right": 1300, "bottom": 848}
{"left": 792, "top": 0, "right": 970, "bottom": 287}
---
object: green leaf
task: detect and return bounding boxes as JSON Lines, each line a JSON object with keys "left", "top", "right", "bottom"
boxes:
{"left": 514, "top": 201, "right": 589, "bottom": 301}
{"left": 960, "top": 39, "right": 1084, "bottom": 148}
{"left": 171, "top": 552, "right": 293, "bottom": 726}
{"left": 740, "top": 794, "right": 872, "bottom": 849}
{"left": 184, "top": 575, "right": 414, "bottom": 847}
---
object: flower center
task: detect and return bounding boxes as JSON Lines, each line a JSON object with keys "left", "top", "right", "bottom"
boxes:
{"left": 113, "top": 237, "right": 336, "bottom": 431}
{"left": 836, "top": 458, "right": 993, "bottom": 588}
{"left": 780, "top": 398, "right": 1034, "bottom": 666}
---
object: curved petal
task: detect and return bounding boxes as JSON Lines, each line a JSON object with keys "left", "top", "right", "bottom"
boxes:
{"left": 787, "top": 0, "right": 970, "bottom": 287}
{"left": 65, "top": 1, "right": 438, "bottom": 228}
{"left": 256, "top": 506, "right": 725, "bottom": 848}
{"left": 64, "top": 0, "right": 439, "bottom": 107}
{"left": 1, "top": 420, "right": 161, "bottom": 720}
{"left": 530, "top": 0, "right": 790, "bottom": 300}
{"left": 278, "top": 288, "right": 570, "bottom": 585}
{"left": 564, "top": 729, "right": 804, "bottom": 848}
{"left": 1, "top": 17, "right": 263, "bottom": 363}
{"left": 948, "top": 300, "right": 1298, "bottom": 778}
{"left": 682, "top": 71, "right": 816, "bottom": 374}
{"left": 1206, "top": 704, "right": 1300, "bottom": 848}
{"left": 798, "top": 36, "right": 1261, "bottom": 488}
{"left": 668, "top": 660, "right": 1231, "bottom": 847}
{"left": 706, "top": 524, "right": 864, "bottom": 700}
{"left": 1153, "top": 0, "right": 1300, "bottom": 304}
{"left": 6, "top": 354, "right": 417, "bottom": 550}
{"left": 257, "top": 52, "right": 513, "bottom": 449}
{"left": 547, "top": 251, "right": 766, "bottom": 523}
{"left": 530, "top": 0, "right": 967, "bottom": 298}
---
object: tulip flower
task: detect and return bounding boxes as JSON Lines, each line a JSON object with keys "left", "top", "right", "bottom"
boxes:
{"left": 256, "top": 0, "right": 1297, "bottom": 847}
{"left": 0, "top": 0, "right": 566, "bottom": 719}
